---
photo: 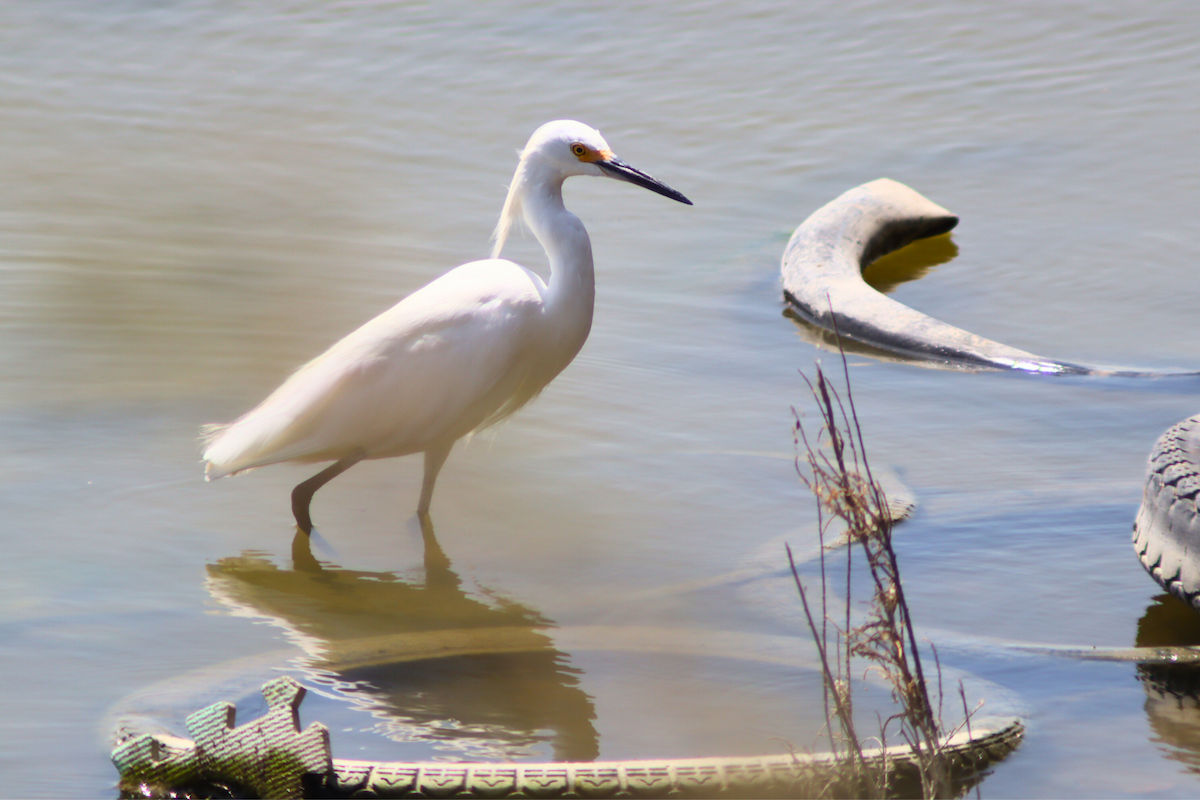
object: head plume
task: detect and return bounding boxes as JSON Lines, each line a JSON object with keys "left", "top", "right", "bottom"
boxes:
{"left": 490, "top": 151, "right": 528, "bottom": 259}
{"left": 491, "top": 121, "right": 612, "bottom": 259}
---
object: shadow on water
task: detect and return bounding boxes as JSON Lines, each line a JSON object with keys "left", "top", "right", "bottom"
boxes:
{"left": 203, "top": 517, "right": 599, "bottom": 762}
{"left": 861, "top": 233, "right": 959, "bottom": 296}
{"left": 1136, "top": 595, "right": 1200, "bottom": 774}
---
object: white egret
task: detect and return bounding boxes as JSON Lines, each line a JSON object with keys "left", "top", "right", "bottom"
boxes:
{"left": 202, "top": 120, "right": 691, "bottom": 533}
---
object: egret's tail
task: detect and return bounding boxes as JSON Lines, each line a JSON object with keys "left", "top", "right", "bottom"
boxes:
{"left": 200, "top": 419, "right": 288, "bottom": 481}
{"left": 199, "top": 422, "right": 239, "bottom": 481}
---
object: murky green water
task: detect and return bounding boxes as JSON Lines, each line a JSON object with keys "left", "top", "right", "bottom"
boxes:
{"left": 4, "top": 1, "right": 1200, "bottom": 796}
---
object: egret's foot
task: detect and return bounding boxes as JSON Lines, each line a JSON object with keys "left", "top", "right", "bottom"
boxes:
{"left": 291, "top": 495, "right": 314, "bottom": 536}
{"left": 289, "top": 451, "right": 366, "bottom": 537}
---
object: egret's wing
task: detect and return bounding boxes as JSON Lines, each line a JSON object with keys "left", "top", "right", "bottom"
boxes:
{"left": 203, "top": 260, "right": 547, "bottom": 477}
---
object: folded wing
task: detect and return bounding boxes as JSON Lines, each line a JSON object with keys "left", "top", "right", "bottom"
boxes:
{"left": 202, "top": 260, "right": 549, "bottom": 479}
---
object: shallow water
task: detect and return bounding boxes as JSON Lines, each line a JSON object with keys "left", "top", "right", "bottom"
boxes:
{"left": 4, "top": 1, "right": 1200, "bottom": 796}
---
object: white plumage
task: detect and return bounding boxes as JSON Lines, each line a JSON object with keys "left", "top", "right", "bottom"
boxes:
{"left": 202, "top": 120, "right": 691, "bottom": 532}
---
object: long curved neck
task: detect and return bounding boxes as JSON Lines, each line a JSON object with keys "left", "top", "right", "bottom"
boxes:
{"left": 521, "top": 175, "right": 595, "bottom": 316}
{"left": 494, "top": 155, "right": 596, "bottom": 334}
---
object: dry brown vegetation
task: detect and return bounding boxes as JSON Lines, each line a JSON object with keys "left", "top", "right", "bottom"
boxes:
{"left": 791, "top": 353, "right": 978, "bottom": 798}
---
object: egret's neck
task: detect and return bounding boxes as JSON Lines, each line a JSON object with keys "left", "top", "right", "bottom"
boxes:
{"left": 521, "top": 175, "right": 596, "bottom": 317}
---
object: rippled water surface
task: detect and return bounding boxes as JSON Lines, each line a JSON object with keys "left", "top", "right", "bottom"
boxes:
{"left": 5, "top": 2, "right": 1200, "bottom": 796}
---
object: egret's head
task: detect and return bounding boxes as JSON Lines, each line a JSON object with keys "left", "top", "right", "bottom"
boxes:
{"left": 521, "top": 120, "right": 613, "bottom": 177}
{"left": 523, "top": 120, "right": 692, "bottom": 204}
{"left": 492, "top": 120, "right": 691, "bottom": 257}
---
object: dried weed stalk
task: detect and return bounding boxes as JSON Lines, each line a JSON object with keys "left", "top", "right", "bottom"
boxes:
{"left": 790, "top": 353, "right": 968, "bottom": 798}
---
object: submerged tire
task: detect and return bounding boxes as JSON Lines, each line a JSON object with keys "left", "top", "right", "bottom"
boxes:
{"left": 1134, "top": 414, "right": 1200, "bottom": 608}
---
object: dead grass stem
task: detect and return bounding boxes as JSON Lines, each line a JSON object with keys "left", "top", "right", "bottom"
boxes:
{"left": 790, "top": 347, "right": 976, "bottom": 798}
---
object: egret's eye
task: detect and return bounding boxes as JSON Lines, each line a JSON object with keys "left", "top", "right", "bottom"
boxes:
{"left": 571, "top": 143, "right": 589, "bottom": 158}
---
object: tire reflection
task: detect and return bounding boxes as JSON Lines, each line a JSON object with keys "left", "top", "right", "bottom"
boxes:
{"left": 1137, "top": 594, "right": 1200, "bottom": 772}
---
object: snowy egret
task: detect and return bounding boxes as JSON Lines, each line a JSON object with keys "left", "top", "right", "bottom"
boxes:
{"left": 202, "top": 120, "right": 691, "bottom": 533}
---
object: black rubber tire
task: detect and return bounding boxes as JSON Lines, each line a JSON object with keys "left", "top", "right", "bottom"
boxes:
{"left": 1134, "top": 415, "right": 1200, "bottom": 608}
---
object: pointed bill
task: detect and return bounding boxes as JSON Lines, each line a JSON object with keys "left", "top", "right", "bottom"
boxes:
{"left": 597, "top": 157, "right": 692, "bottom": 205}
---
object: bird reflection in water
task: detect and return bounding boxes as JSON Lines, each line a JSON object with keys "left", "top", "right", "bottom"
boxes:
{"left": 204, "top": 518, "right": 598, "bottom": 762}
{"left": 1135, "top": 594, "right": 1200, "bottom": 773}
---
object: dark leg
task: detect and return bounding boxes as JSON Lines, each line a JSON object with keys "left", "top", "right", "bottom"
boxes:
{"left": 416, "top": 443, "right": 452, "bottom": 518}
{"left": 291, "top": 451, "right": 365, "bottom": 534}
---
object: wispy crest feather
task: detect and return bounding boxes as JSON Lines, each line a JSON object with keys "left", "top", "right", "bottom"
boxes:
{"left": 490, "top": 148, "right": 529, "bottom": 259}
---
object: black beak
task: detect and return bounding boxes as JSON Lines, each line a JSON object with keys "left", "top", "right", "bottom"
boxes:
{"left": 597, "top": 157, "right": 693, "bottom": 205}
